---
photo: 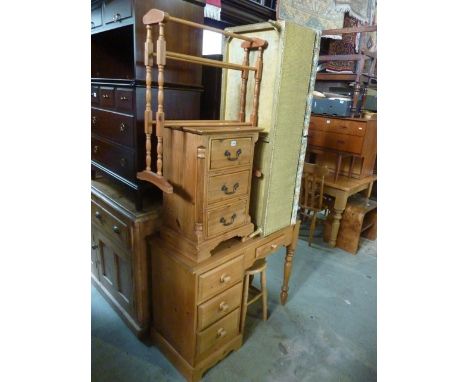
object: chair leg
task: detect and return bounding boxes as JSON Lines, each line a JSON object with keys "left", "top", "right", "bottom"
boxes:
{"left": 241, "top": 275, "right": 250, "bottom": 332}
{"left": 260, "top": 270, "right": 268, "bottom": 321}
{"left": 308, "top": 212, "right": 317, "bottom": 246}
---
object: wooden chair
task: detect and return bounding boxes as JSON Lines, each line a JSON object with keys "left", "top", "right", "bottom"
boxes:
{"left": 299, "top": 163, "right": 329, "bottom": 246}
{"left": 240, "top": 258, "right": 268, "bottom": 332}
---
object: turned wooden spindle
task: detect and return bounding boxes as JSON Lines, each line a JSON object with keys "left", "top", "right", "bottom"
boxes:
{"left": 239, "top": 48, "right": 250, "bottom": 122}
{"left": 250, "top": 47, "right": 263, "bottom": 127}
{"left": 144, "top": 25, "right": 154, "bottom": 172}
{"left": 156, "top": 22, "right": 167, "bottom": 176}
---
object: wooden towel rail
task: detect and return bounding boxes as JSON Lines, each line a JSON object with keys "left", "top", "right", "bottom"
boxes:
{"left": 137, "top": 8, "right": 268, "bottom": 193}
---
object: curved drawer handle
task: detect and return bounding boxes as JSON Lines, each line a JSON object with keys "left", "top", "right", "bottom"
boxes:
{"left": 224, "top": 148, "right": 242, "bottom": 161}
{"left": 221, "top": 182, "right": 239, "bottom": 195}
{"left": 220, "top": 213, "right": 236, "bottom": 226}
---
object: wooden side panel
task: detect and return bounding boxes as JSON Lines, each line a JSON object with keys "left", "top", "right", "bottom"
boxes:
{"left": 152, "top": 242, "right": 197, "bottom": 365}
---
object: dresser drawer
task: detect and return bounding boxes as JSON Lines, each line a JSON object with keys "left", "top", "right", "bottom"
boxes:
{"left": 197, "top": 282, "right": 242, "bottom": 331}
{"left": 115, "top": 88, "right": 134, "bottom": 112}
{"left": 99, "top": 87, "right": 115, "bottom": 108}
{"left": 198, "top": 256, "right": 244, "bottom": 301}
{"left": 311, "top": 116, "right": 366, "bottom": 137}
{"left": 91, "top": 200, "right": 131, "bottom": 251}
{"left": 210, "top": 137, "right": 252, "bottom": 170}
{"left": 91, "top": 86, "right": 99, "bottom": 105}
{"left": 308, "top": 131, "right": 364, "bottom": 155}
{"left": 91, "top": 138, "right": 135, "bottom": 180}
{"left": 206, "top": 200, "right": 248, "bottom": 238}
{"left": 256, "top": 234, "right": 286, "bottom": 259}
{"left": 103, "top": 0, "right": 132, "bottom": 24}
{"left": 91, "top": 108, "right": 134, "bottom": 147}
{"left": 196, "top": 308, "right": 240, "bottom": 358}
{"left": 207, "top": 170, "right": 250, "bottom": 205}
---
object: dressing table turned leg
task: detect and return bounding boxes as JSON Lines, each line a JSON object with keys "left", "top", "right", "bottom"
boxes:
{"left": 280, "top": 222, "right": 301, "bottom": 305}
{"left": 329, "top": 208, "right": 344, "bottom": 247}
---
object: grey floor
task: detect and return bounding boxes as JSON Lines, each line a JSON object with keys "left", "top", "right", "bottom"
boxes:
{"left": 92, "top": 223, "right": 377, "bottom": 382}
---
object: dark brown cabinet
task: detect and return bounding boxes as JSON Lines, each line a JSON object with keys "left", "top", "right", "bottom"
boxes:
{"left": 91, "top": 0, "right": 204, "bottom": 210}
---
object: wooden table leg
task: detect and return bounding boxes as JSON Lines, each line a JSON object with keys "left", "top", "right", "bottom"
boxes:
{"left": 328, "top": 193, "right": 348, "bottom": 248}
{"left": 280, "top": 222, "right": 301, "bottom": 305}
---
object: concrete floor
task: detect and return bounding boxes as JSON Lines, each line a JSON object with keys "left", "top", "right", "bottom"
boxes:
{"left": 92, "top": 223, "right": 377, "bottom": 382}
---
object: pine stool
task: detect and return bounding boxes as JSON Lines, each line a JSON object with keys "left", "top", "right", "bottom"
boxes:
{"left": 241, "top": 259, "right": 268, "bottom": 332}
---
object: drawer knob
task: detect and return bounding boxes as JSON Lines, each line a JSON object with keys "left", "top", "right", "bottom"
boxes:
{"left": 119, "top": 122, "right": 127, "bottom": 133}
{"left": 93, "top": 145, "right": 99, "bottom": 154}
{"left": 113, "top": 13, "right": 121, "bottom": 22}
{"left": 92, "top": 116, "right": 97, "bottom": 126}
{"left": 326, "top": 119, "right": 331, "bottom": 124}
{"left": 220, "top": 213, "right": 237, "bottom": 226}
{"left": 102, "top": 94, "right": 109, "bottom": 99}
{"left": 219, "top": 301, "right": 229, "bottom": 312}
{"left": 120, "top": 158, "right": 127, "bottom": 167}
{"left": 120, "top": 96, "right": 128, "bottom": 101}
{"left": 95, "top": 211, "right": 102, "bottom": 219}
{"left": 224, "top": 148, "right": 242, "bottom": 161}
{"left": 358, "top": 127, "right": 363, "bottom": 130}
{"left": 270, "top": 244, "right": 278, "bottom": 250}
{"left": 112, "top": 225, "right": 120, "bottom": 234}
{"left": 92, "top": 244, "right": 98, "bottom": 250}
{"left": 221, "top": 182, "right": 239, "bottom": 195}
{"left": 220, "top": 274, "right": 231, "bottom": 284}
{"left": 216, "top": 328, "right": 227, "bottom": 338}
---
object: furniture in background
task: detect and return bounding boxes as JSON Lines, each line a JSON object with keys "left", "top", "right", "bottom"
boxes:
{"left": 241, "top": 258, "right": 268, "bottom": 332}
{"left": 308, "top": 114, "right": 376, "bottom": 181}
{"left": 299, "top": 163, "right": 329, "bottom": 246}
{"left": 91, "top": 0, "right": 204, "bottom": 210}
{"left": 91, "top": 177, "right": 162, "bottom": 337}
{"left": 324, "top": 195, "right": 377, "bottom": 254}
{"left": 321, "top": 174, "right": 376, "bottom": 247}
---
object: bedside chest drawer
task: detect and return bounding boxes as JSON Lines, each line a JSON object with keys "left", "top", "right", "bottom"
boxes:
{"left": 309, "top": 131, "right": 363, "bottom": 155}
{"left": 91, "top": 108, "right": 134, "bottom": 147}
{"left": 197, "top": 282, "right": 242, "bottom": 331}
{"left": 115, "top": 88, "right": 134, "bottom": 113}
{"left": 210, "top": 137, "right": 252, "bottom": 170}
{"left": 311, "top": 116, "right": 366, "bottom": 137}
{"left": 91, "top": 138, "right": 135, "bottom": 180}
{"left": 99, "top": 87, "right": 114, "bottom": 108}
{"left": 196, "top": 308, "right": 240, "bottom": 359}
{"left": 206, "top": 200, "right": 248, "bottom": 238}
{"left": 207, "top": 170, "right": 250, "bottom": 205}
{"left": 91, "top": 200, "right": 131, "bottom": 251}
{"left": 198, "top": 256, "right": 244, "bottom": 301}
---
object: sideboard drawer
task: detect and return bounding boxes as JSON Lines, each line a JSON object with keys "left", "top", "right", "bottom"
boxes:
{"left": 311, "top": 116, "right": 366, "bottom": 137}
{"left": 115, "top": 88, "right": 134, "bottom": 113}
{"left": 91, "top": 108, "right": 134, "bottom": 147}
{"left": 309, "top": 131, "right": 364, "bottom": 155}
{"left": 196, "top": 308, "right": 240, "bottom": 358}
{"left": 91, "top": 138, "right": 135, "bottom": 180}
{"left": 206, "top": 200, "right": 248, "bottom": 238}
{"left": 91, "top": 200, "right": 131, "bottom": 251}
{"left": 210, "top": 137, "right": 252, "bottom": 170}
{"left": 197, "top": 282, "right": 242, "bottom": 331}
{"left": 99, "top": 87, "right": 115, "bottom": 108}
{"left": 198, "top": 256, "right": 244, "bottom": 301}
{"left": 206, "top": 170, "right": 250, "bottom": 205}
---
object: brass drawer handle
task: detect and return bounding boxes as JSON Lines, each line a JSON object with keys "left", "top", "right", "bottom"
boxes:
{"left": 220, "top": 274, "right": 231, "bottom": 284}
{"left": 224, "top": 148, "right": 242, "bottom": 161}
{"left": 112, "top": 225, "right": 120, "bottom": 234}
{"left": 221, "top": 182, "right": 239, "bottom": 195}
{"left": 119, "top": 122, "right": 127, "bottom": 133}
{"left": 220, "top": 213, "right": 236, "bottom": 226}
{"left": 120, "top": 158, "right": 127, "bottom": 167}
{"left": 95, "top": 211, "right": 102, "bottom": 219}
{"left": 216, "top": 328, "right": 227, "bottom": 338}
{"left": 219, "top": 301, "right": 229, "bottom": 312}
{"left": 120, "top": 96, "right": 128, "bottom": 101}
{"left": 102, "top": 94, "right": 109, "bottom": 99}
{"left": 113, "top": 13, "right": 121, "bottom": 21}
{"left": 92, "top": 244, "right": 98, "bottom": 250}
{"left": 93, "top": 145, "right": 99, "bottom": 154}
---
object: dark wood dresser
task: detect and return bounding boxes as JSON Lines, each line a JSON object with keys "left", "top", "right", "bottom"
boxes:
{"left": 91, "top": 177, "right": 162, "bottom": 337}
{"left": 91, "top": 0, "right": 204, "bottom": 210}
{"left": 308, "top": 114, "right": 377, "bottom": 178}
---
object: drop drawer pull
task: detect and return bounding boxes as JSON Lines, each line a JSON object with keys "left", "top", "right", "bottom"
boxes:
{"left": 220, "top": 213, "right": 236, "bottom": 226}
{"left": 216, "top": 328, "right": 227, "bottom": 338}
{"left": 224, "top": 149, "right": 242, "bottom": 161}
{"left": 220, "top": 274, "right": 231, "bottom": 283}
{"left": 221, "top": 182, "right": 239, "bottom": 195}
{"left": 219, "top": 301, "right": 229, "bottom": 312}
